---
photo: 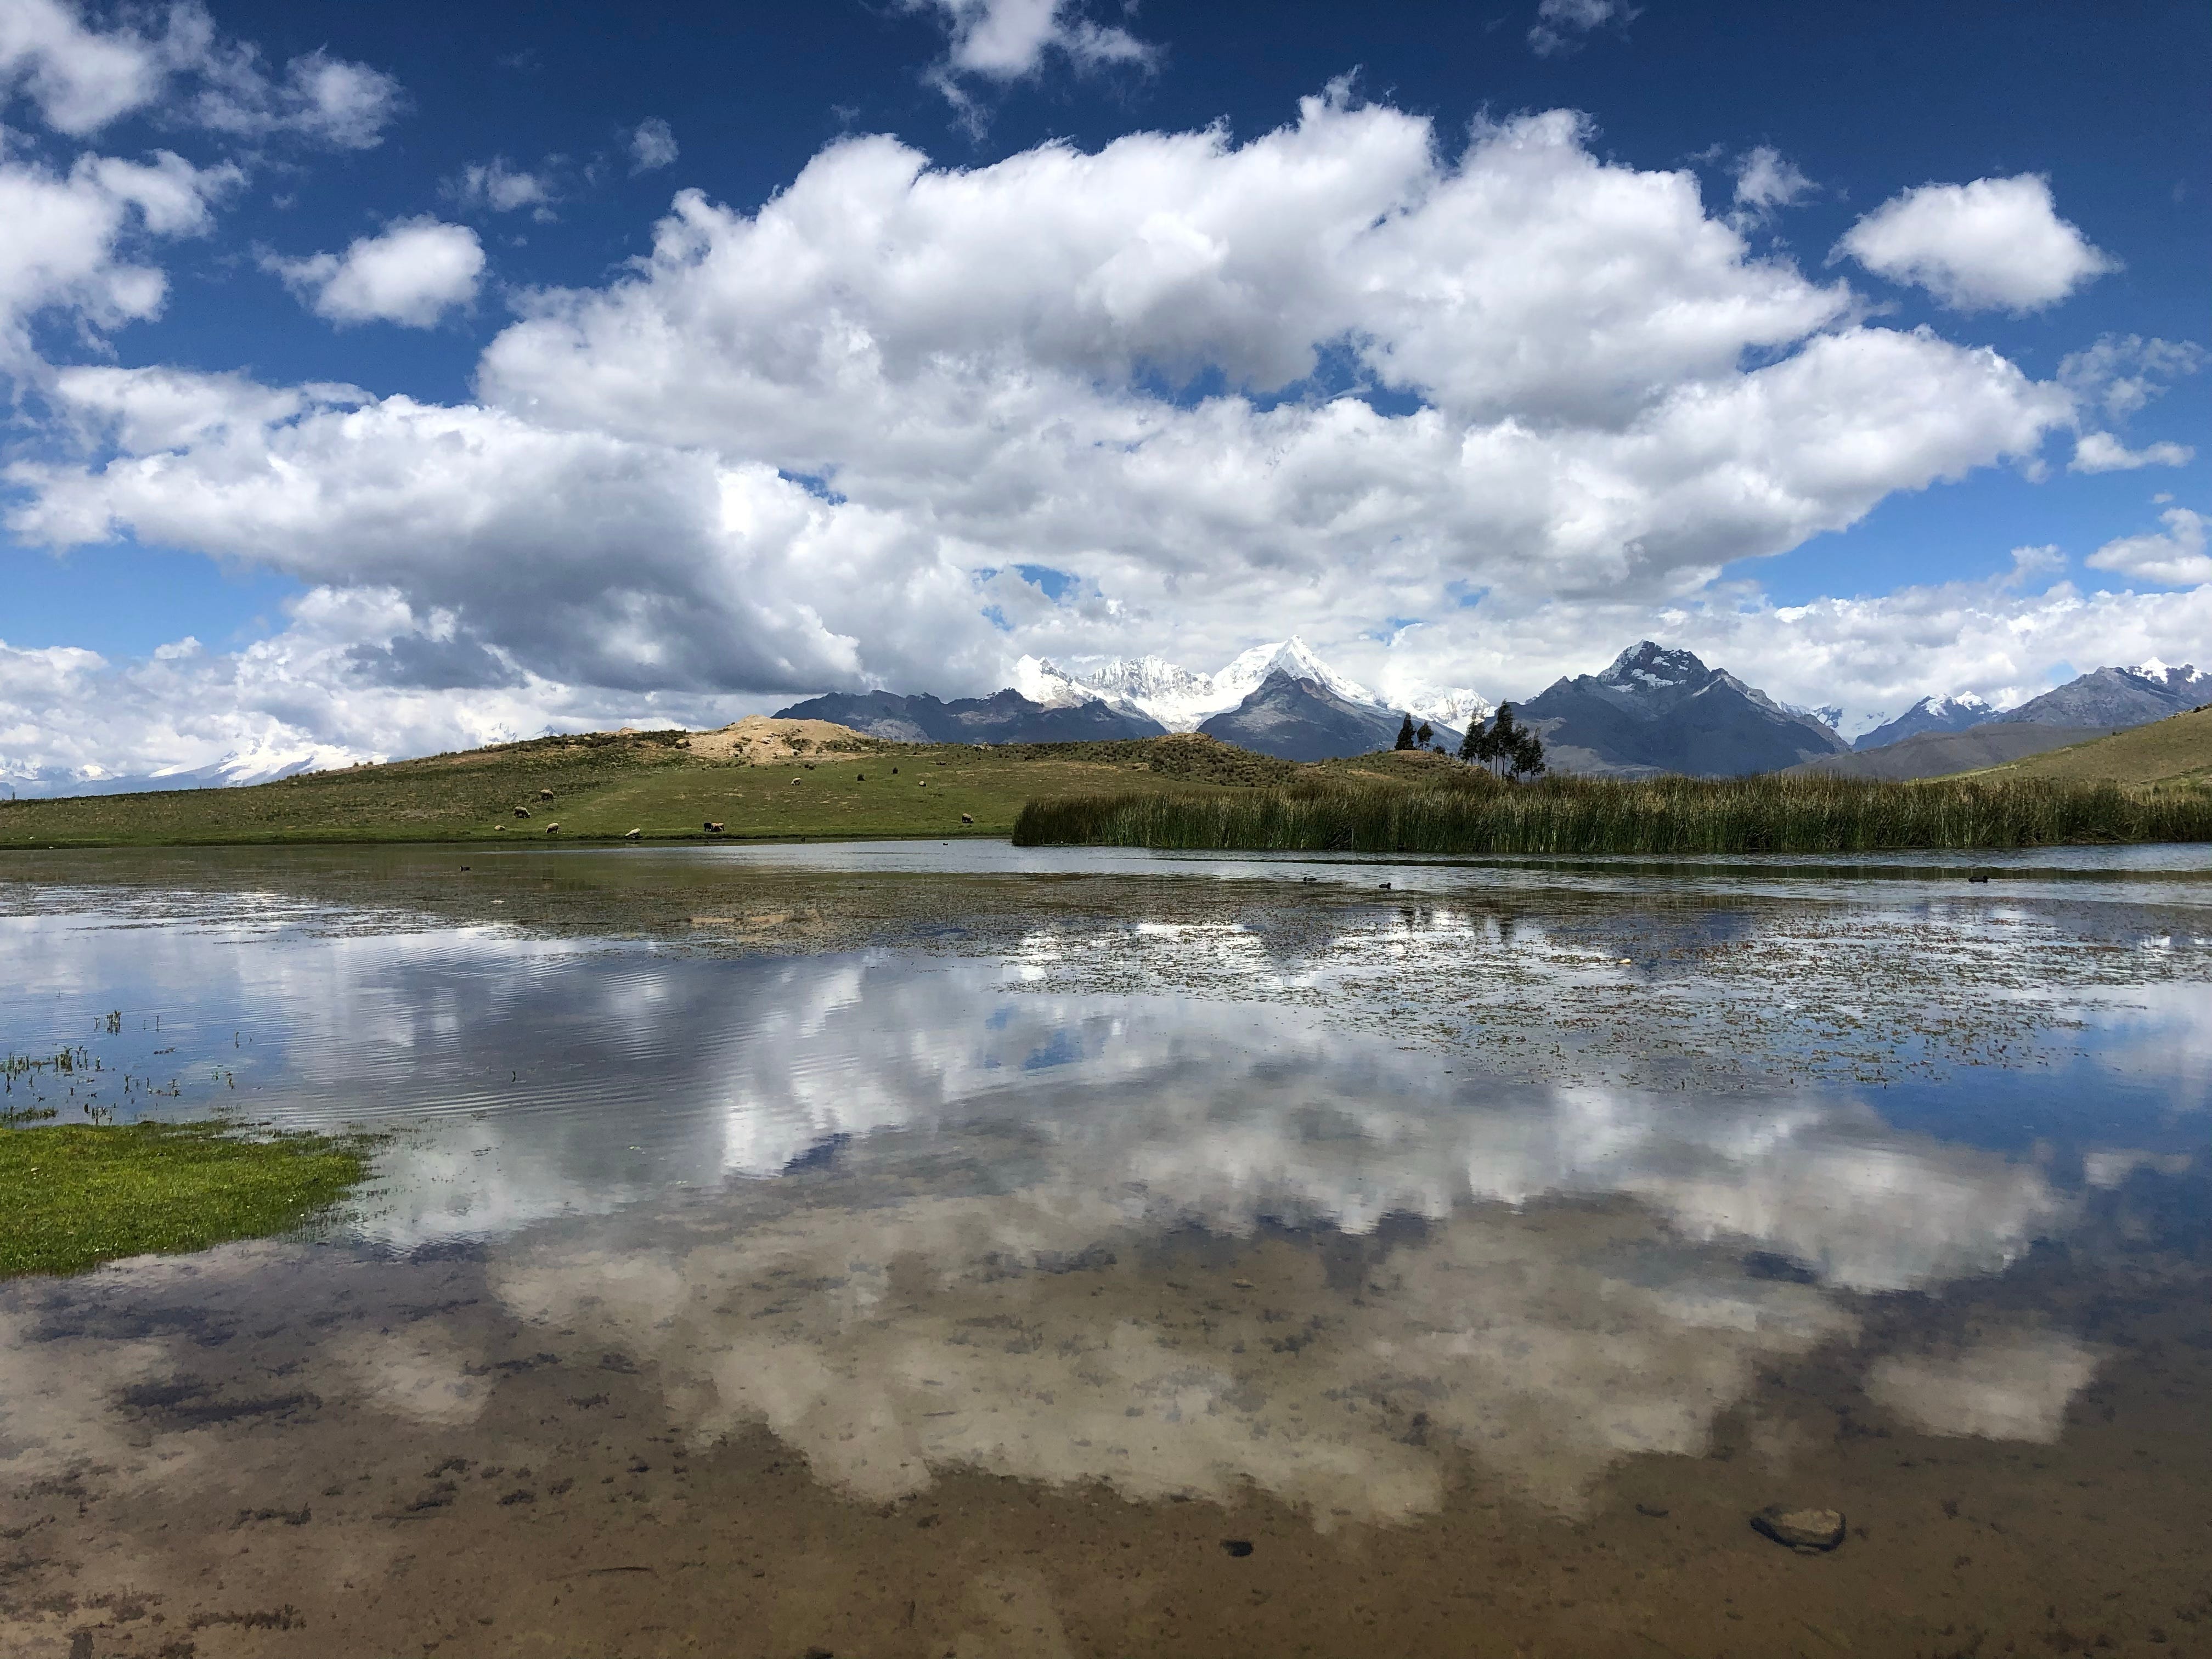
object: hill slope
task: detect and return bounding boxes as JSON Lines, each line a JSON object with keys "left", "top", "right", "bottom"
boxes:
{"left": 1784, "top": 725, "right": 2109, "bottom": 781}
{"left": 0, "top": 724, "right": 1288, "bottom": 849}
{"left": 1962, "top": 707, "right": 2212, "bottom": 786}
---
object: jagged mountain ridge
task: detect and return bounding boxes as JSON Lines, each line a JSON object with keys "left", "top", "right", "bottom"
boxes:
{"left": 4, "top": 744, "right": 342, "bottom": 799}
{"left": 1197, "top": 670, "right": 1465, "bottom": 761}
{"left": 771, "top": 687, "right": 1166, "bottom": 745}
{"left": 1989, "top": 662, "right": 2211, "bottom": 729}
{"left": 1853, "top": 693, "right": 1996, "bottom": 751}
{"left": 1017, "top": 637, "right": 1490, "bottom": 735}
{"left": 1516, "top": 642, "right": 1850, "bottom": 777}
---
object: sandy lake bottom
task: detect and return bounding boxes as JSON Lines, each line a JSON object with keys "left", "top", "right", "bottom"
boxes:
{"left": 1, "top": 842, "right": 2209, "bottom": 1658}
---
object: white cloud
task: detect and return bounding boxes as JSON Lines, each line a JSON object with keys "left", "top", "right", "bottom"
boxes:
{"left": 2070, "top": 431, "right": 2193, "bottom": 473}
{"left": 0, "top": 0, "right": 399, "bottom": 146}
{"left": 1836, "top": 174, "right": 2117, "bottom": 313}
{"left": 628, "top": 116, "right": 676, "bottom": 174}
{"left": 1528, "top": 0, "right": 1635, "bottom": 57}
{"left": 449, "top": 156, "right": 556, "bottom": 216}
{"left": 2084, "top": 509, "right": 2211, "bottom": 589}
{"left": 1733, "top": 144, "right": 1812, "bottom": 213}
{"left": 904, "top": 0, "right": 1155, "bottom": 115}
{"left": 2058, "top": 334, "right": 2204, "bottom": 422}
{"left": 2, "top": 93, "right": 2134, "bottom": 774}
{"left": 0, "top": 142, "right": 235, "bottom": 359}
{"left": 265, "top": 216, "right": 484, "bottom": 327}
{"left": 0, "top": 0, "right": 159, "bottom": 132}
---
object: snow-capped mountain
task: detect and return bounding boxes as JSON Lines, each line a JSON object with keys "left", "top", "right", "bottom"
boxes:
{"left": 1015, "top": 637, "right": 1485, "bottom": 735}
{"left": 1518, "top": 641, "right": 1849, "bottom": 776}
{"left": 1993, "top": 661, "right": 2211, "bottom": 729}
{"left": 3, "top": 741, "right": 352, "bottom": 799}
{"left": 1397, "top": 686, "right": 1497, "bottom": 730}
{"left": 1853, "top": 692, "right": 1995, "bottom": 751}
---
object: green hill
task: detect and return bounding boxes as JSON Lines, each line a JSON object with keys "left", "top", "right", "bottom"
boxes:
{"left": 1949, "top": 706, "right": 2212, "bottom": 786}
{"left": 0, "top": 720, "right": 1316, "bottom": 849}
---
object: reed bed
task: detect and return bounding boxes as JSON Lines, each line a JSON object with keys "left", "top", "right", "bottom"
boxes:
{"left": 1012, "top": 772, "right": 2212, "bottom": 855}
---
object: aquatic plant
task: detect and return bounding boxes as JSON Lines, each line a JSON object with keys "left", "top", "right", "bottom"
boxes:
{"left": 1011, "top": 772, "right": 2212, "bottom": 854}
{"left": 0, "top": 1121, "right": 376, "bottom": 1278}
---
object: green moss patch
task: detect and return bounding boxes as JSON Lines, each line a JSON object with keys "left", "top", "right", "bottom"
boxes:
{"left": 0, "top": 1121, "right": 376, "bottom": 1278}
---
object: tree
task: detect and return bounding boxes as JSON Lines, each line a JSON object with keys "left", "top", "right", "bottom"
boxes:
{"left": 1463, "top": 702, "right": 1537, "bottom": 779}
{"left": 1394, "top": 713, "right": 1417, "bottom": 751}
{"left": 1508, "top": 725, "right": 1547, "bottom": 779}
{"left": 1414, "top": 720, "right": 1434, "bottom": 748}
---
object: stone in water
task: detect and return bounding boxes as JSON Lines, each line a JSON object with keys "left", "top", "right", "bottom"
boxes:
{"left": 1751, "top": 1505, "right": 1845, "bottom": 1552}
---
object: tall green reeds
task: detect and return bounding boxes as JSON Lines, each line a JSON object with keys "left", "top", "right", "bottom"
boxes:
{"left": 1012, "top": 773, "right": 2212, "bottom": 854}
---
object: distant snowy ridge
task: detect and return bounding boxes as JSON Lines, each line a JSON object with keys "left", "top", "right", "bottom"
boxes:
{"left": 1017, "top": 637, "right": 1488, "bottom": 733}
{"left": 4, "top": 738, "right": 360, "bottom": 799}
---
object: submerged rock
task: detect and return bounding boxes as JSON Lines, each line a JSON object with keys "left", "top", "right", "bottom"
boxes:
{"left": 1751, "top": 1505, "right": 1845, "bottom": 1552}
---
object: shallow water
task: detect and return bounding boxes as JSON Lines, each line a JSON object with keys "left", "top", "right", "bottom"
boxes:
{"left": 2, "top": 843, "right": 2209, "bottom": 1657}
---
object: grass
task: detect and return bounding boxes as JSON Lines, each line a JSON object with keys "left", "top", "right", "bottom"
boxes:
{"left": 1013, "top": 770, "right": 2212, "bottom": 855}
{"left": 1955, "top": 706, "right": 2212, "bottom": 787}
{"left": 0, "top": 730, "right": 1290, "bottom": 850}
{"left": 0, "top": 1120, "right": 376, "bottom": 1278}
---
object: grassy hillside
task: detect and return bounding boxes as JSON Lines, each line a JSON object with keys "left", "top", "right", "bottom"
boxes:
{"left": 1781, "top": 724, "right": 2107, "bottom": 781}
{"left": 0, "top": 725, "right": 1304, "bottom": 849}
{"left": 1954, "top": 706, "right": 2212, "bottom": 786}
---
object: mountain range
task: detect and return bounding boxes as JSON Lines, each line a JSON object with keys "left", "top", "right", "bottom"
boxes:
{"left": 782, "top": 639, "right": 1477, "bottom": 760}
{"left": 783, "top": 644, "right": 2210, "bottom": 777}
{"left": 1014, "top": 638, "right": 1491, "bottom": 735}
{"left": 16, "top": 644, "right": 2207, "bottom": 798}
{"left": 2, "top": 746, "right": 329, "bottom": 800}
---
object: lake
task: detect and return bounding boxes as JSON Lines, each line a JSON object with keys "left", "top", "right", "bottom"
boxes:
{"left": 2, "top": 841, "right": 2209, "bottom": 1657}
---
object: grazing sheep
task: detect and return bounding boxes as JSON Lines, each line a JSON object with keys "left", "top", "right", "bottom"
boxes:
{"left": 538, "top": 788, "right": 555, "bottom": 801}
{"left": 514, "top": 806, "right": 531, "bottom": 818}
{"left": 546, "top": 822, "right": 560, "bottom": 833}
{"left": 704, "top": 821, "right": 725, "bottom": 833}
{"left": 624, "top": 828, "right": 641, "bottom": 839}
{"left": 961, "top": 813, "right": 974, "bottom": 825}
{"left": 918, "top": 780, "right": 927, "bottom": 787}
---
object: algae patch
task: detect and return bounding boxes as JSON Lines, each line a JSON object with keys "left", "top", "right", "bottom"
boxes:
{"left": 0, "top": 1120, "right": 375, "bottom": 1278}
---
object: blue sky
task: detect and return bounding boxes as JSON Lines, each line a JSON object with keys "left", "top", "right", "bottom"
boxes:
{"left": 0, "top": 0, "right": 2205, "bottom": 780}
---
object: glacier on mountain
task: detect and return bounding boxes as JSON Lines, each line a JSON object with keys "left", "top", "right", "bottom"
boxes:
{"left": 1015, "top": 638, "right": 1487, "bottom": 732}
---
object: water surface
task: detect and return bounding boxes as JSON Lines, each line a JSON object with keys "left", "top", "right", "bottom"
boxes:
{"left": 2, "top": 843, "right": 2208, "bottom": 1657}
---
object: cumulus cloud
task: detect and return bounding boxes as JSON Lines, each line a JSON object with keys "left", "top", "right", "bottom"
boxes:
{"left": 447, "top": 156, "right": 556, "bottom": 217}
{"left": 0, "top": 142, "right": 235, "bottom": 359}
{"left": 264, "top": 216, "right": 484, "bottom": 326}
{"left": 1836, "top": 174, "right": 2117, "bottom": 313}
{"left": 0, "top": 92, "right": 2131, "bottom": 774}
{"left": 1733, "top": 144, "right": 1812, "bottom": 213}
{"left": 628, "top": 116, "right": 676, "bottom": 173}
{"left": 0, "top": 0, "right": 399, "bottom": 145}
{"left": 2070, "top": 431, "right": 2193, "bottom": 473}
{"left": 2058, "top": 334, "right": 2204, "bottom": 423}
{"left": 1528, "top": 0, "right": 1636, "bottom": 57}
{"left": 2084, "top": 508, "right": 2211, "bottom": 589}
{"left": 904, "top": 0, "right": 1154, "bottom": 116}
